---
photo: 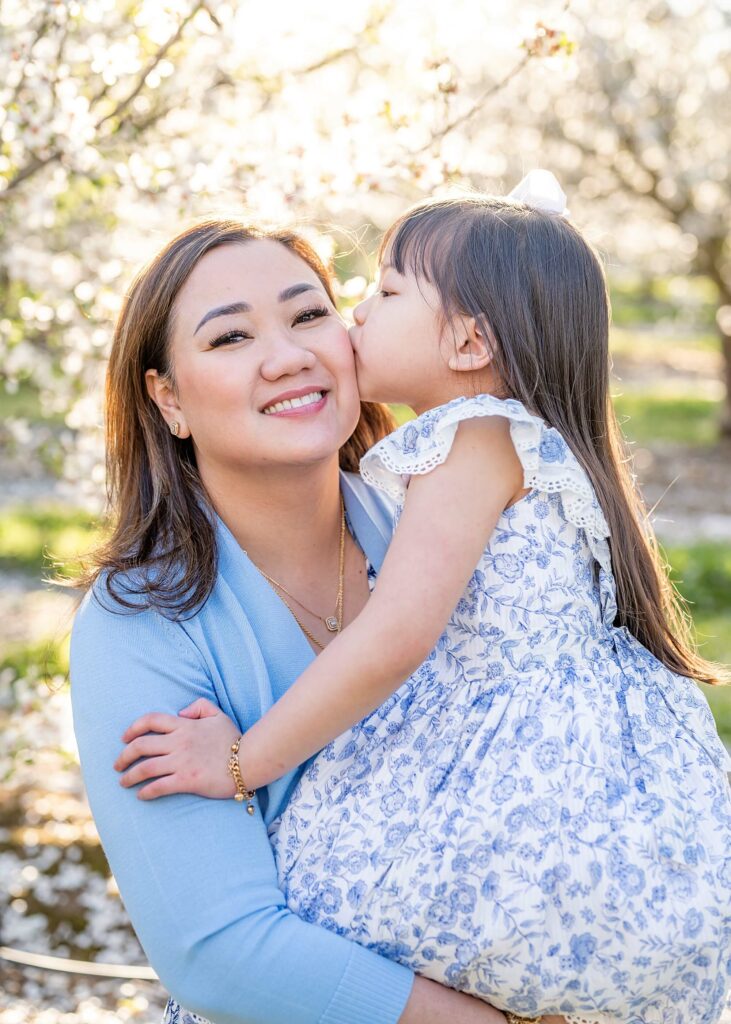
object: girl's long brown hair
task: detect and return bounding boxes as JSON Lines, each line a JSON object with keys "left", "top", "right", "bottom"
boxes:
{"left": 78, "top": 220, "right": 395, "bottom": 616}
{"left": 382, "top": 195, "right": 727, "bottom": 686}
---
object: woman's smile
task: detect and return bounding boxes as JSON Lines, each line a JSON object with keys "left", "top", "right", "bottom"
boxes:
{"left": 261, "top": 386, "right": 329, "bottom": 417}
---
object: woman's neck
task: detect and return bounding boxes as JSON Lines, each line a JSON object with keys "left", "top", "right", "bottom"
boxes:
{"left": 200, "top": 455, "right": 344, "bottom": 583}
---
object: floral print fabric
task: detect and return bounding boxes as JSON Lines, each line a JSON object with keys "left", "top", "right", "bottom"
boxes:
{"left": 269, "top": 395, "right": 731, "bottom": 1024}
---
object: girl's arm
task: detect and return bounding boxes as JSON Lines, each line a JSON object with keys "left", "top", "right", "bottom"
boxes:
{"left": 116, "top": 418, "right": 523, "bottom": 799}
{"left": 238, "top": 416, "right": 524, "bottom": 789}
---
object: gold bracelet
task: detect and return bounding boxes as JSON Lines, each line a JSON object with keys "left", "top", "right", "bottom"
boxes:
{"left": 227, "top": 736, "right": 256, "bottom": 815}
{"left": 505, "top": 1014, "right": 541, "bottom": 1024}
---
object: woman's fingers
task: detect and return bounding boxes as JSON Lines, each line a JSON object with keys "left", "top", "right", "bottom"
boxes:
{"left": 119, "top": 753, "right": 176, "bottom": 789}
{"left": 121, "top": 712, "right": 179, "bottom": 743}
{"left": 114, "top": 734, "right": 172, "bottom": 773}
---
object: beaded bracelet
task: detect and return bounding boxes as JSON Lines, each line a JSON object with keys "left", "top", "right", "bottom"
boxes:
{"left": 504, "top": 1014, "right": 541, "bottom": 1024}
{"left": 228, "top": 736, "right": 256, "bottom": 814}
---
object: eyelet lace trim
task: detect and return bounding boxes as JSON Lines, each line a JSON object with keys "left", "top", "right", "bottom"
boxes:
{"left": 360, "top": 395, "right": 612, "bottom": 572}
{"left": 564, "top": 1016, "right": 624, "bottom": 1024}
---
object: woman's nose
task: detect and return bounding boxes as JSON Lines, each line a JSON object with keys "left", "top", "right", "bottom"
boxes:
{"left": 260, "top": 335, "right": 317, "bottom": 380}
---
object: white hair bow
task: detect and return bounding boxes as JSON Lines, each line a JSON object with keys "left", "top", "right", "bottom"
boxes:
{"left": 507, "top": 169, "right": 569, "bottom": 217}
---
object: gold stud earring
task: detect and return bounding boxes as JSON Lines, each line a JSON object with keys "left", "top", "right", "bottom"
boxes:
{"left": 170, "top": 421, "right": 180, "bottom": 437}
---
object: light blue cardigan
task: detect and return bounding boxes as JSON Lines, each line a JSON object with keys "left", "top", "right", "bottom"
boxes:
{"left": 70, "top": 471, "right": 414, "bottom": 1024}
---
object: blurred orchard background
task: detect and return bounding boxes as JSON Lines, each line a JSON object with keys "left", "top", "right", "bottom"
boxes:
{"left": 1, "top": 0, "right": 730, "bottom": 1020}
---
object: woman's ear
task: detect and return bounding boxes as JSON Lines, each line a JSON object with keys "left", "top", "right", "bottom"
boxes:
{"left": 446, "top": 316, "right": 495, "bottom": 373}
{"left": 145, "top": 369, "right": 191, "bottom": 439}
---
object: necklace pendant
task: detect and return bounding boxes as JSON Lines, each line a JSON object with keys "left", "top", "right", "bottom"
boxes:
{"left": 325, "top": 615, "right": 340, "bottom": 632}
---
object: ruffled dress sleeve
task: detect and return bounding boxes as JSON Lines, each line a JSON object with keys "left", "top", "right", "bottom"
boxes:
{"left": 360, "top": 394, "right": 612, "bottom": 571}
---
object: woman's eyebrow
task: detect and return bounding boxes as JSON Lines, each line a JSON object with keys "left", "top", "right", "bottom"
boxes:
{"left": 194, "top": 301, "right": 251, "bottom": 334}
{"left": 194, "top": 284, "right": 321, "bottom": 335}
{"left": 278, "top": 282, "right": 320, "bottom": 303}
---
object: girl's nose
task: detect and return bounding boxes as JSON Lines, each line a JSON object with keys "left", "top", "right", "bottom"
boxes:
{"left": 260, "top": 335, "right": 317, "bottom": 380}
{"left": 352, "top": 296, "right": 370, "bottom": 325}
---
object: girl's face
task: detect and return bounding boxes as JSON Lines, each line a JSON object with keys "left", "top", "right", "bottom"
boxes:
{"left": 148, "top": 239, "right": 361, "bottom": 476}
{"left": 349, "top": 257, "right": 449, "bottom": 413}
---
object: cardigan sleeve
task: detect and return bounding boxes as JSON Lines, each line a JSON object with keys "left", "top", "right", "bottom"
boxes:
{"left": 70, "top": 590, "right": 414, "bottom": 1024}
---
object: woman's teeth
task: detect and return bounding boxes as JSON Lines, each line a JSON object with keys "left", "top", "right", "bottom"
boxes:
{"left": 263, "top": 391, "right": 324, "bottom": 415}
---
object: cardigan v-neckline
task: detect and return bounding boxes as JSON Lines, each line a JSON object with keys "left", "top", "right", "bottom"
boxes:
{"left": 212, "top": 470, "right": 392, "bottom": 672}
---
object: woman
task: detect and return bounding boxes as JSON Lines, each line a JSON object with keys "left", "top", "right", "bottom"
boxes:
{"left": 70, "top": 221, "right": 515, "bottom": 1024}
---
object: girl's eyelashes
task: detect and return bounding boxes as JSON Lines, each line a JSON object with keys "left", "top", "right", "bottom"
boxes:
{"left": 208, "top": 306, "right": 330, "bottom": 348}
{"left": 379, "top": 289, "right": 394, "bottom": 297}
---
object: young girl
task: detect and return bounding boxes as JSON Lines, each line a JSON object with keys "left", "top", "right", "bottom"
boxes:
{"left": 117, "top": 172, "right": 731, "bottom": 1024}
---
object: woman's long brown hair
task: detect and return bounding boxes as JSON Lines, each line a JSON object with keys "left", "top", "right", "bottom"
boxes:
{"left": 77, "top": 220, "right": 395, "bottom": 616}
{"left": 382, "top": 195, "right": 727, "bottom": 686}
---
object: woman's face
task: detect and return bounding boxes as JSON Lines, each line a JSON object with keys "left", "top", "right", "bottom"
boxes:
{"left": 152, "top": 239, "right": 361, "bottom": 475}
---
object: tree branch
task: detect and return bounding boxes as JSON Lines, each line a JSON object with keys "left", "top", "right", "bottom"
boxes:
{"left": 0, "top": 151, "right": 62, "bottom": 195}
{"left": 409, "top": 0, "right": 572, "bottom": 157}
{"left": 0, "top": 1, "right": 219, "bottom": 199}
{"left": 410, "top": 51, "right": 532, "bottom": 157}
{"left": 7, "top": 6, "right": 52, "bottom": 111}
{"left": 93, "top": 1, "right": 208, "bottom": 132}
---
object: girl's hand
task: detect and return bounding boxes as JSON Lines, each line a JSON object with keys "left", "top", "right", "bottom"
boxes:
{"left": 114, "top": 698, "right": 241, "bottom": 800}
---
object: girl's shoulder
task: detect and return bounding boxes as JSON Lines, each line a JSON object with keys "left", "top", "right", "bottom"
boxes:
{"left": 360, "top": 394, "right": 611, "bottom": 558}
{"left": 360, "top": 395, "right": 533, "bottom": 493}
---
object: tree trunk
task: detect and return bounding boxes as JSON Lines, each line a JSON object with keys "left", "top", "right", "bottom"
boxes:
{"left": 721, "top": 326, "right": 731, "bottom": 438}
{"left": 697, "top": 241, "right": 731, "bottom": 440}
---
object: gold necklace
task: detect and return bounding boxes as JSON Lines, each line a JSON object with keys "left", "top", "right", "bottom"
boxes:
{"left": 254, "top": 496, "right": 346, "bottom": 649}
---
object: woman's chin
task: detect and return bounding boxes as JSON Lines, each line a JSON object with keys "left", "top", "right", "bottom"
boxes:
{"left": 276, "top": 433, "right": 349, "bottom": 467}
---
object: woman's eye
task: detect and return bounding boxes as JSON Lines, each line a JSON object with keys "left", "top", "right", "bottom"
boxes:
{"left": 209, "top": 330, "right": 250, "bottom": 349}
{"left": 294, "top": 305, "right": 330, "bottom": 325}
{"left": 379, "top": 289, "right": 394, "bottom": 298}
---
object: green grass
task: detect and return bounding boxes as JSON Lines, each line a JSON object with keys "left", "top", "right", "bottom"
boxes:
{"left": 690, "top": 614, "right": 731, "bottom": 665}
{"left": 701, "top": 682, "right": 731, "bottom": 743}
{"left": 666, "top": 543, "right": 731, "bottom": 618}
{"left": 0, "top": 382, "right": 44, "bottom": 420}
{"left": 612, "top": 393, "right": 720, "bottom": 446}
{"left": 608, "top": 274, "right": 718, "bottom": 331}
{"left": 393, "top": 393, "right": 721, "bottom": 448}
{"left": 666, "top": 543, "right": 731, "bottom": 741}
{"left": 0, "top": 505, "right": 103, "bottom": 577}
{"left": 0, "top": 380, "right": 67, "bottom": 425}
{"left": 665, "top": 543, "right": 731, "bottom": 702}
{"left": 0, "top": 507, "right": 728, "bottom": 738}
{"left": 610, "top": 325, "right": 720, "bottom": 356}
{"left": 0, "top": 636, "right": 70, "bottom": 681}
{"left": 657, "top": 541, "right": 731, "bottom": 741}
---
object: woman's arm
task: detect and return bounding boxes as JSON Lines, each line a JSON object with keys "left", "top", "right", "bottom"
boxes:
{"left": 71, "top": 590, "right": 418, "bottom": 1024}
{"left": 238, "top": 417, "right": 523, "bottom": 789}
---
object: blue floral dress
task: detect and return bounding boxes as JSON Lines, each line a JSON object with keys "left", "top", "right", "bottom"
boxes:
{"left": 269, "top": 395, "right": 731, "bottom": 1024}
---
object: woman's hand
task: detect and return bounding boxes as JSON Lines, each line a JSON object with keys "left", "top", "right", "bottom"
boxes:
{"left": 114, "top": 698, "right": 241, "bottom": 800}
